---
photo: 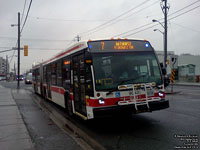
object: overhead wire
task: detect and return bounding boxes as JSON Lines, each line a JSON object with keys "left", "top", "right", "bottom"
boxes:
{"left": 122, "top": 4, "right": 200, "bottom": 37}
{"left": 170, "top": 22, "right": 200, "bottom": 33}
{"left": 0, "top": 49, "right": 13, "bottom": 53}
{"left": 9, "top": 0, "right": 33, "bottom": 64}
{"left": 81, "top": 0, "right": 160, "bottom": 38}
{"left": 79, "top": 0, "right": 152, "bottom": 37}
{"left": 20, "top": 0, "right": 32, "bottom": 33}
{"left": 113, "top": 0, "right": 200, "bottom": 38}
{"left": 0, "top": 36, "right": 72, "bottom": 42}
{"left": 20, "top": 0, "right": 27, "bottom": 24}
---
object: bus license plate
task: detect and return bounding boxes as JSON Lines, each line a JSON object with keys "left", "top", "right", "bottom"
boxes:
{"left": 147, "top": 89, "right": 154, "bottom": 96}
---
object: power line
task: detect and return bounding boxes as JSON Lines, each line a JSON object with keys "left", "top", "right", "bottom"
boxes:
{"left": 168, "top": 4, "right": 200, "bottom": 21}
{"left": 122, "top": 4, "right": 200, "bottom": 37}
{"left": 79, "top": 0, "right": 152, "bottom": 37}
{"left": 20, "top": 0, "right": 27, "bottom": 24}
{"left": 9, "top": 0, "right": 33, "bottom": 66}
{"left": 27, "top": 16, "right": 109, "bottom": 22}
{"left": 0, "top": 49, "right": 13, "bottom": 53}
{"left": 170, "top": 22, "right": 200, "bottom": 33}
{"left": 0, "top": 46, "right": 65, "bottom": 51}
{"left": 81, "top": 0, "right": 160, "bottom": 38}
{"left": 168, "top": 0, "right": 200, "bottom": 17}
{"left": 113, "top": 1, "right": 200, "bottom": 38}
{"left": 20, "top": 0, "right": 32, "bottom": 33}
{"left": 0, "top": 36, "right": 72, "bottom": 42}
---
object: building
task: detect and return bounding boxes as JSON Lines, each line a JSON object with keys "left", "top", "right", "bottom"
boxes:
{"left": 178, "top": 54, "right": 200, "bottom": 76}
{"left": 0, "top": 57, "right": 9, "bottom": 78}
{"left": 178, "top": 64, "right": 196, "bottom": 82}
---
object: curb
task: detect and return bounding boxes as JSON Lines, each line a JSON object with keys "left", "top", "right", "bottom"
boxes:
{"left": 173, "top": 83, "right": 200, "bottom": 87}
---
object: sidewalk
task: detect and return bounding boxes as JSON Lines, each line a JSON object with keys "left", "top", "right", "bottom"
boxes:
{"left": 173, "top": 81, "right": 200, "bottom": 87}
{"left": 0, "top": 85, "right": 34, "bottom": 150}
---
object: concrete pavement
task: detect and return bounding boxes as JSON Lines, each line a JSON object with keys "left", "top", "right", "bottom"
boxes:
{"left": 174, "top": 81, "right": 200, "bottom": 87}
{"left": 0, "top": 85, "right": 34, "bottom": 150}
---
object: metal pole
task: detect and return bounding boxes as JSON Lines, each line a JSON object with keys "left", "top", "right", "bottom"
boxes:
{"left": 17, "top": 12, "right": 20, "bottom": 89}
{"left": 6, "top": 55, "right": 8, "bottom": 81}
{"left": 164, "top": 0, "right": 168, "bottom": 69}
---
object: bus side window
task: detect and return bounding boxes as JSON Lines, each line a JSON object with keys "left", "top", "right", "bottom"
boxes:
{"left": 56, "top": 60, "right": 62, "bottom": 86}
{"left": 63, "top": 59, "right": 71, "bottom": 90}
{"left": 51, "top": 63, "right": 57, "bottom": 85}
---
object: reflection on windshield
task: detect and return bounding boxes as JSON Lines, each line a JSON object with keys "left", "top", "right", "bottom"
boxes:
{"left": 93, "top": 52, "right": 162, "bottom": 91}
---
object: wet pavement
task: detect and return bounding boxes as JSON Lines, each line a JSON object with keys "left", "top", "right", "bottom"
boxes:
{"left": 0, "top": 85, "right": 34, "bottom": 150}
{"left": 0, "top": 82, "right": 83, "bottom": 150}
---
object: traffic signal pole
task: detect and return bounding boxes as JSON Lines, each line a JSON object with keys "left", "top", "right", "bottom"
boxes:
{"left": 17, "top": 12, "right": 20, "bottom": 89}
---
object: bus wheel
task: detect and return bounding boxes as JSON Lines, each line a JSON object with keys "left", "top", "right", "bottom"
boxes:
{"left": 66, "top": 95, "right": 73, "bottom": 116}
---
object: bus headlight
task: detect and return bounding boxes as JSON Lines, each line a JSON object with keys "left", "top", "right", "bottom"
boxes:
{"left": 158, "top": 91, "right": 164, "bottom": 97}
{"left": 98, "top": 98, "right": 105, "bottom": 104}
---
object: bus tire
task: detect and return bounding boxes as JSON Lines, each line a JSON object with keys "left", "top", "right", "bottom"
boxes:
{"left": 65, "top": 94, "right": 73, "bottom": 116}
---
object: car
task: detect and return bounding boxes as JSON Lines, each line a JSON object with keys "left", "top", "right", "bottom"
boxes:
{"left": 0, "top": 76, "right": 6, "bottom": 81}
{"left": 24, "top": 73, "right": 32, "bottom": 84}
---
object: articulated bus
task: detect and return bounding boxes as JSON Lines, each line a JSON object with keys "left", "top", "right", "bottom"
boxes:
{"left": 32, "top": 39, "right": 169, "bottom": 120}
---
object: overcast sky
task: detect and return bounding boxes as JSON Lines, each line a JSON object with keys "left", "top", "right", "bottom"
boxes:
{"left": 0, "top": 0, "right": 200, "bottom": 73}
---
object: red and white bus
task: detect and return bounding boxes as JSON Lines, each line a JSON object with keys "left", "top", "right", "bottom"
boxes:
{"left": 32, "top": 39, "right": 169, "bottom": 120}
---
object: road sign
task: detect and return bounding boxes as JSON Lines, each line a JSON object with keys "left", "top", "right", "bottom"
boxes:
{"left": 170, "top": 69, "right": 175, "bottom": 83}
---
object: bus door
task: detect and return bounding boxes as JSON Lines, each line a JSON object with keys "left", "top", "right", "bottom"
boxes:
{"left": 72, "top": 54, "right": 87, "bottom": 115}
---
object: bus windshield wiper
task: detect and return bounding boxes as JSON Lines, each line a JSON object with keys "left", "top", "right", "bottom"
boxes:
{"left": 106, "top": 78, "right": 137, "bottom": 96}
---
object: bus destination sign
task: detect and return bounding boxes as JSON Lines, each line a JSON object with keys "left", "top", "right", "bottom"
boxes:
{"left": 113, "top": 41, "right": 134, "bottom": 50}
{"left": 88, "top": 40, "right": 152, "bottom": 53}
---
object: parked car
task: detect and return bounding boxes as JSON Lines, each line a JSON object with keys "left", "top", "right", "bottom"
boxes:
{"left": 24, "top": 73, "right": 32, "bottom": 84}
{"left": 0, "top": 76, "right": 6, "bottom": 81}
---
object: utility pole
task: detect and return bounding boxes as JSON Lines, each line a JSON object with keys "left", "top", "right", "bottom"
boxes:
{"left": 162, "top": 0, "right": 169, "bottom": 69}
{"left": 17, "top": 12, "right": 20, "bottom": 89}
{"left": 14, "top": 62, "right": 16, "bottom": 80}
{"left": 76, "top": 35, "right": 81, "bottom": 42}
{"left": 6, "top": 55, "right": 8, "bottom": 81}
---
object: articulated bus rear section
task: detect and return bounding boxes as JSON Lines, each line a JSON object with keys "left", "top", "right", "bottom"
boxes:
{"left": 32, "top": 39, "right": 169, "bottom": 120}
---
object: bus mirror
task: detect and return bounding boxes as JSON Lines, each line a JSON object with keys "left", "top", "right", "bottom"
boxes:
{"left": 160, "top": 63, "right": 166, "bottom": 75}
{"left": 162, "top": 68, "right": 166, "bottom": 75}
{"left": 160, "top": 63, "right": 163, "bottom": 68}
{"left": 85, "top": 53, "right": 93, "bottom": 64}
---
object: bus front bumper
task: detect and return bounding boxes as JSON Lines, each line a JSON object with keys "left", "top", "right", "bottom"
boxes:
{"left": 93, "top": 99, "right": 169, "bottom": 118}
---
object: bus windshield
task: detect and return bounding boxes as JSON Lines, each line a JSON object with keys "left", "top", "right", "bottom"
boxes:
{"left": 92, "top": 51, "right": 162, "bottom": 91}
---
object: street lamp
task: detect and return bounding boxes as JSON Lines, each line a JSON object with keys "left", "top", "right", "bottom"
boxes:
{"left": 152, "top": 19, "right": 167, "bottom": 70}
{"left": 152, "top": 19, "right": 164, "bottom": 28}
{"left": 11, "top": 12, "right": 21, "bottom": 89}
{"left": 153, "top": 29, "right": 164, "bottom": 35}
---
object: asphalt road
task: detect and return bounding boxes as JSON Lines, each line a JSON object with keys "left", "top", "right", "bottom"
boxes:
{"left": 1, "top": 81, "right": 200, "bottom": 150}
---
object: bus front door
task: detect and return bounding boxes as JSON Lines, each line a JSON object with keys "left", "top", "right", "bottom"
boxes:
{"left": 72, "top": 54, "right": 87, "bottom": 116}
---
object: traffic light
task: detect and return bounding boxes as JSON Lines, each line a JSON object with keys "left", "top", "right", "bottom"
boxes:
{"left": 24, "top": 45, "right": 28, "bottom": 56}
